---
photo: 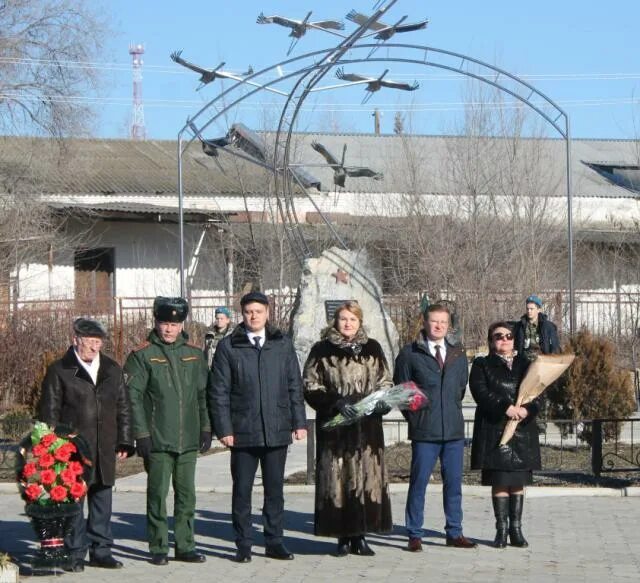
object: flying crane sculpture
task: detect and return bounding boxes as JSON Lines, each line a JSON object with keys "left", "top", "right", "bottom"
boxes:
{"left": 335, "top": 67, "right": 419, "bottom": 104}
{"left": 311, "top": 141, "right": 383, "bottom": 188}
{"left": 345, "top": 9, "right": 428, "bottom": 40}
{"left": 170, "top": 50, "right": 253, "bottom": 90}
{"left": 257, "top": 11, "right": 345, "bottom": 54}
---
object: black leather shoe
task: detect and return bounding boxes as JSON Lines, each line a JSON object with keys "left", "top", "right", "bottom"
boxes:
{"left": 175, "top": 551, "right": 206, "bottom": 563}
{"left": 62, "top": 559, "right": 84, "bottom": 573}
{"left": 234, "top": 548, "right": 252, "bottom": 563}
{"left": 265, "top": 544, "right": 294, "bottom": 560}
{"left": 89, "top": 556, "right": 123, "bottom": 569}
{"left": 335, "top": 537, "right": 350, "bottom": 557}
{"left": 150, "top": 554, "right": 168, "bottom": 566}
{"left": 350, "top": 536, "right": 375, "bottom": 556}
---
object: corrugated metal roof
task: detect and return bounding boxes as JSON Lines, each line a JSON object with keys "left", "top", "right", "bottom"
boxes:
{"left": 0, "top": 133, "right": 638, "bottom": 199}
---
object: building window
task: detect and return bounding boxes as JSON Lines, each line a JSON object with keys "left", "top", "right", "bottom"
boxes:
{"left": 74, "top": 247, "right": 115, "bottom": 313}
{"left": 584, "top": 162, "right": 640, "bottom": 193}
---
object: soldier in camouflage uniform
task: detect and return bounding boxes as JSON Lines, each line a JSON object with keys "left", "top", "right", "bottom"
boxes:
{"left": 124, "top": 297, "right": 211, "bottom": 566}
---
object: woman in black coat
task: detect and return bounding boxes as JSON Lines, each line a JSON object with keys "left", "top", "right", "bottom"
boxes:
{"left": 470, "top": 321, "right": 541, "bottom": 549}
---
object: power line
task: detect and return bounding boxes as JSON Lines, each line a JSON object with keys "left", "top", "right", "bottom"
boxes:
{"left": 2, "top": 56, "right": 640, "bottom": 82}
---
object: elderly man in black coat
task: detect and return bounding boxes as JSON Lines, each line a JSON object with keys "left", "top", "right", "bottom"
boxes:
{"left": 38, "top": 318, "right": 134, "bottom": 572}
{"left": 209, "top": 291, "right": 307, "bottom": 564}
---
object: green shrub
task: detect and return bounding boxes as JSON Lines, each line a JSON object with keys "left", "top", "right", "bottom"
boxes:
{"left": 548, "top": 328, "right": 636, "bottom": 444}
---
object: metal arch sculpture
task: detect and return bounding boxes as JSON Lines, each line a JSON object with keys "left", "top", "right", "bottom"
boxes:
{"left": 176, "top": 3, "right": 576, "bottom": 333}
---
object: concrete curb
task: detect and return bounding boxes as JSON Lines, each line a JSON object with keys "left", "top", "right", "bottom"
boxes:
{"left": 1, "top": 482, "right": 636, "bottom": 496}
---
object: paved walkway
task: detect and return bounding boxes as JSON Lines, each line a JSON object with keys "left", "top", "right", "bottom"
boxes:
{"left": 1, "top": 487, "right": 639, "bottom": 582}
{"left": 2, "top": 439, "right": 640, "bottom": 581}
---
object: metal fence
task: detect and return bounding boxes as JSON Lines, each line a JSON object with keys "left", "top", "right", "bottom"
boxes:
{"left": 303, "top": 417, "right": 640, "bottom": 484}
{"left": 2, "top": 289, "right": 640, "bottom": 410}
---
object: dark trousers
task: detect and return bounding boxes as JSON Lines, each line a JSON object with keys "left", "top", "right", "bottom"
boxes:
{"left": 145, "top": 450, "right": 197, "bottom": 555}
{"left": 66, "top": 481, "right": 114, "bottom": 561}
{"left": 405, "top": 439, "right": 464, "bottom": 539}
{"left": 230, "top": 445, "right": 288, "bottom": 550}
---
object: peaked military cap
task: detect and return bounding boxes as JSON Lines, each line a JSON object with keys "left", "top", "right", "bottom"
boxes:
{"left": 73, "top": 318, "right": 107, "bottom": 338}
{"left": 153, "top": 296, "right": 189, "bottom": 323}
{"left": 240, "top": 291, "right": 269, "bottom": 307}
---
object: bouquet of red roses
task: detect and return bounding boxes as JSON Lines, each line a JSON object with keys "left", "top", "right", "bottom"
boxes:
{"left": 16, "top": 422, "right": 92, "bottom": 506}
{"left": 322, "top": 381, "right": 428, "bottom": 430}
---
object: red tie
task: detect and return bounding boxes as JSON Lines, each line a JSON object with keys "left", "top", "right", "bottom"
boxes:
{"left": 435, "top": 344, "right": 444, "bottom": 370}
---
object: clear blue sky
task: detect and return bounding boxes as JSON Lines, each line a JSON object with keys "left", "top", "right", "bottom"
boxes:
{"left": 99, "top": 0, "right": 640, "bottom": 140}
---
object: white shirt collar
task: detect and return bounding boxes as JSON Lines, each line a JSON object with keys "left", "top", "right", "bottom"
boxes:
{"left": 246, "top": 330, "right": 265, "bottom": 345}
{"left": 426, "top": 338, "right": 446, "bottom": 359}
{"left": 74, "top": 349, "right": 100, "bottom": 384}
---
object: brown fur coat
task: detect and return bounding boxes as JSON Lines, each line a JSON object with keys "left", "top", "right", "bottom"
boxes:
{"left": 303, "top": 327, "right": 393, "bottom": 537}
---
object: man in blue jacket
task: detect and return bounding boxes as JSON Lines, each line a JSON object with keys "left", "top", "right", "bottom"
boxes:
{"left": 394, "top": 303, "right": 476, "bottom": 552}
{"left": 513, "top": 294, "right": 560, "bottom": 358}
{"left": 209, "top": 291, "right": 307, "bottom": 563}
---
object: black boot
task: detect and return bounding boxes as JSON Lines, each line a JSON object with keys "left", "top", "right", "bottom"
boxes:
{"left": 492, "top": 496, "right": 509, "bottom": 548}
{"left": 336, "top": 537, "right": 350, "bottom": 557}
{"left": 508, "top": 494, "right": 529, "bottom": 548}
{"left": 350, "top": 535, "right": 375, "bottom": 556}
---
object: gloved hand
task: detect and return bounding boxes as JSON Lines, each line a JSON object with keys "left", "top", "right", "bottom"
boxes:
{"left": 336, "top": 399, "right": 358, "bottom": 420}
{"left": 373, "top": 400, "right": 392, "bottom": 416}
{"left": 135, "top": 436, "right": 152, "bottom": 459}
{"left": 199, "top": 431, "right": 213, "bottom": 453}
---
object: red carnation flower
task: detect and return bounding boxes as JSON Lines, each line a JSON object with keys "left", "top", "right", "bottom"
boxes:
{"left": 22, "top": 462, "right": 37, "bottom": 479}
{"left": 408, "top": 392, "right": 428, "bottom": 412}
{"left": 70, "top": 481, "right": 87, "bottom": 500}
{"left": 25, "top": 483, "right": 43, "bottom": 501}
{"left": 54, "top": 442, "right": 77, "bottom": 462}
{"left": 40, "top": 469, "right": 57, "bottom": 485}
{"left": 32, "top": 444, "right": 47, "bottom": 457}
{"left": 38, "top": 453, "right": 55, "bottom": 468}
{"left": 60, "top": 468, "right": 77, "bottom": 485}
{"left": 67, "top": 461, "right": 84, "bottom": 475}
{"left": 49, "top": 485, "right": 68, "bottom": 503}
{"left": 40, "top": 433, "right": 58, "bottom": 448}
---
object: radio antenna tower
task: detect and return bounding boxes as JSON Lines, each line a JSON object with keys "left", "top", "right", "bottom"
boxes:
{"left": 129, "top": 43, "right": 146, "bottom": 140}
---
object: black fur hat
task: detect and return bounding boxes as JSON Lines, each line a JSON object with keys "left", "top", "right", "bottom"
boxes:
{"left": 153, "top": 297, "right": 189, "bottom": 323}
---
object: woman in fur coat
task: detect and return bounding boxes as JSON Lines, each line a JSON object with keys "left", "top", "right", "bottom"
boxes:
{"left": 303, "top": 301, "right": 393, "bottom": 557}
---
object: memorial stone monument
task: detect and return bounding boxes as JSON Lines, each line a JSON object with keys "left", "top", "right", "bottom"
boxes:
{"left": 291, "top": 247, "right": 399, "bottom": 368}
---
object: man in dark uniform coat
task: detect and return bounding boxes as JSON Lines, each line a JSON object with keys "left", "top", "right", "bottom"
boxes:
{"left": 38, "top": 318, "right": 134, "bottom": 572}
{"left": 209, "top": 291, "right": 307, "bottom": 563}
{"left": 124, "top": 297, "right": 211, "bottom": 566}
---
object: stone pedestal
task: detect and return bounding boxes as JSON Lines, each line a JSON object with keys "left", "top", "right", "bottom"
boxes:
{"left": 291, "top": 247, "right": 399, "bottom": 368}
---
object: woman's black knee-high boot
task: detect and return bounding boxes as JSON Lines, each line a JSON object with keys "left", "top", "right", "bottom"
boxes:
{"left": 492, "top": 496, "right": 509, "bottom": 548}
{"left": 508, "top": 494, "right": 529, "bottom": 548}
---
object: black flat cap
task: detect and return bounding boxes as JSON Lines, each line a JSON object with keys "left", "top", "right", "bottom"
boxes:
{"left": 73, "top": 318, "right": 107, "bottom": 338}
{"left": 240, "top": 291, "right": 269, "bottom": 307}
{"left": 153, "top": 296, "right": 189, "bottom": 323}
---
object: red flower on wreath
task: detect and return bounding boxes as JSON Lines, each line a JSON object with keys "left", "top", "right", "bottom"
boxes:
{"left": 67, "top": 461, "right": 84, "bottom": 475}
{"left": 32, "top": 443, "right": 47, "bottom": 457}
{"left": 54, "top": 442, "right": 76, "bottom": 463}
{"left": 25, "top": 483, "right": 43, "bottom": 501}
{"left": 38, "top": 453, "right": 55, "bottom": 468}
{"left": 60, "top": 468, "right": 77, "bottom": 485}
{"left": 22, "top": 463, "right": 37, "bottom": 479}
{"left": 40, "top": 433, "right": 58, "bottom": 448}
{"left": 70, "top": 481, "right": 87, "bottom": 500}
{"left": 39, "top": 469, "right": 57, "bottom": 486}
{"left": 49, "top": 485, "right": 69, "bottom": 503}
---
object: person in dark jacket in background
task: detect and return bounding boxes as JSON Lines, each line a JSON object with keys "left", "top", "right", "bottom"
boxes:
{"left": 470, "top": 321, "right": 541, "bottom": 549}
{"left": 513, "top": 294, "right": 560, "bottom": 358}
{"left": 39, "top": 318, "right": 134, "bottom": 572}
{"left": 124, "top": 297, "right": 211, "bottom": 567}
{"left": 209, "top": 291, "right": 307, "bottom": 564}
{"left": 394, "top": 303, "right": 476, "bottom": 553}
